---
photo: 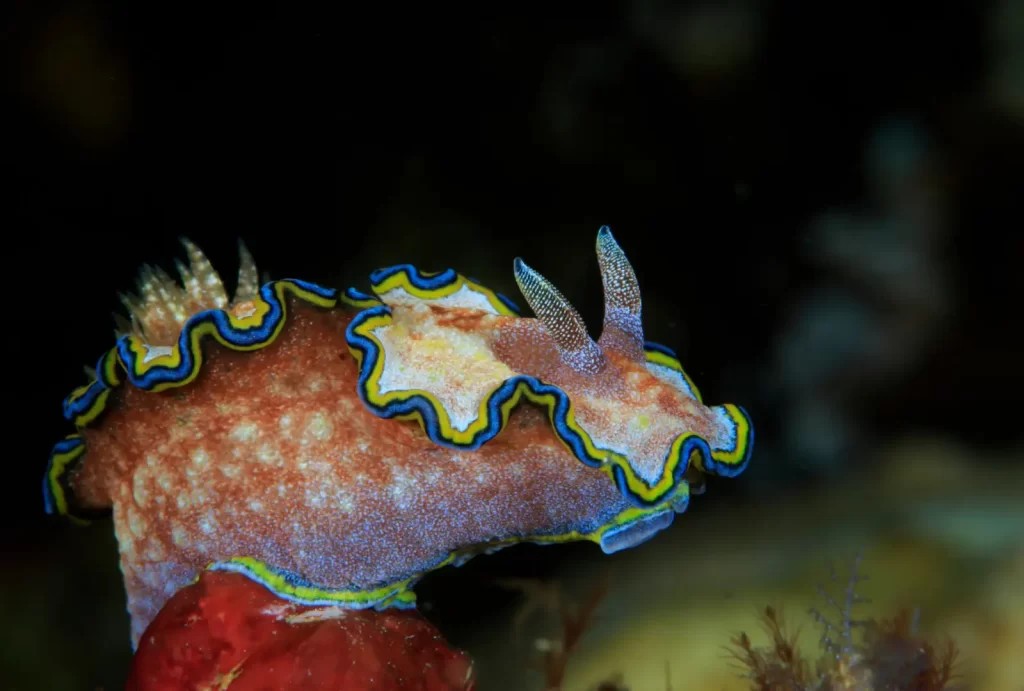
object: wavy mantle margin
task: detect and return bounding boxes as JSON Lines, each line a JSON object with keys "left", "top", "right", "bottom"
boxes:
{"left": 43, "top": 270, "right": 520, "bottom": 522}
{"left": 44, "top": 266, "right": 750, "bottom": 519}
{"left": 347, "top": 305, "right": 752, "bottom": 507}
{"left": 201, "top": 497, "right": 683, "bottom": 609}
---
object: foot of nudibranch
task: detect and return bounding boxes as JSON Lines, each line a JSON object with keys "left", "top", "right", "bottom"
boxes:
{"left": 597, "top": 508, "right": 676, "bottom": 554}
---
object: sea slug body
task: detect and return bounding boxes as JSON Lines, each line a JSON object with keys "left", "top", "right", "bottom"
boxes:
{"left": 43, "top": 227, "right": 753, "bottom": 645}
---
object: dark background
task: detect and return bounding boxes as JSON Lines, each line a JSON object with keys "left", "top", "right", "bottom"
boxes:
{"left": 4, "top": 2, "right": 1021, "bottom": 689}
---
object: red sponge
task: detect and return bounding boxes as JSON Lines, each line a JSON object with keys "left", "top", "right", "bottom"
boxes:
{"left": 127, "top": 570, "right": 475, "bottom": 691}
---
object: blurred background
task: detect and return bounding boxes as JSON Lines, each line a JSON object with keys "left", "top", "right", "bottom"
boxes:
{"left": 4, "top": 2, "right": 1022, "bottom": 689}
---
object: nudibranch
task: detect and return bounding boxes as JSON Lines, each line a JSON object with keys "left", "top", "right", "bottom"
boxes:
{"left": 44, "top": 227, "right": 753, "bottom": 646}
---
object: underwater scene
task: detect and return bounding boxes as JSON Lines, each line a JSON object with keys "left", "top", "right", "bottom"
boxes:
{"left": 6, "top": 3, "right": 1022, "bottom": 690}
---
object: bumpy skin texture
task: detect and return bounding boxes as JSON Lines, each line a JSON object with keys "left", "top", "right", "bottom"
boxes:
{"left": 75, "top": 302, "right": 635, "bottom": 643}
{"left": 126, "top": 570, "right": 475, "bottom": 691}
{"left": 45, "top": 228, "right": 753, "bottom": 648}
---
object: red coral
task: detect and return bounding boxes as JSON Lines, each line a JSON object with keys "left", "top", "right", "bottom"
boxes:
{"left": 126, "top": 571, "right": 475, "bottom": 691}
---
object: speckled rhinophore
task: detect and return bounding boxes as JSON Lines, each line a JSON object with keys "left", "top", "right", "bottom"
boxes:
{"left": 44, "top": 226, "right": 753, "bottom": 646}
